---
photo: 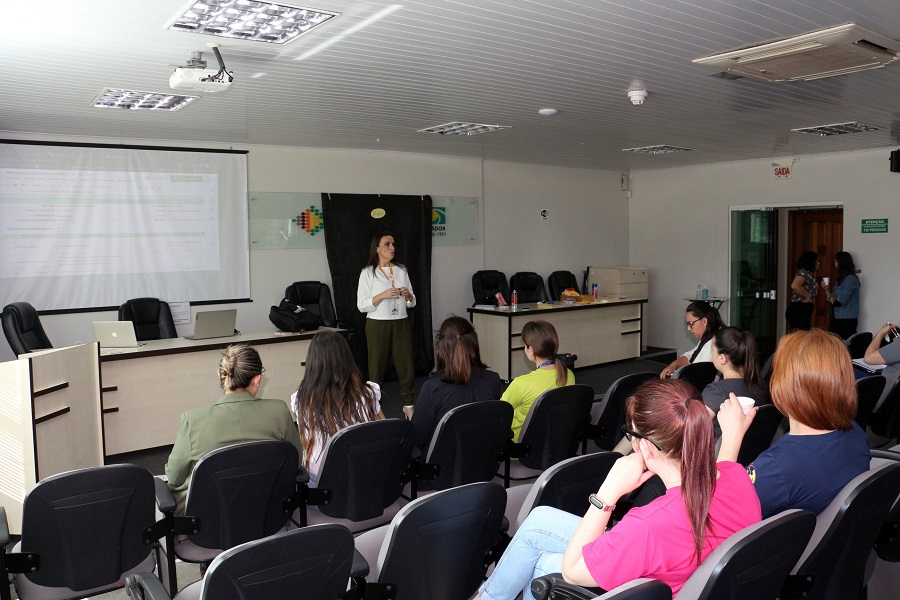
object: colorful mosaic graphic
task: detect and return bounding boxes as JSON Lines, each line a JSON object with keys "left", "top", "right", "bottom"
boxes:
{"left": 293, "top": 205, "right": 324, "bottom": 235}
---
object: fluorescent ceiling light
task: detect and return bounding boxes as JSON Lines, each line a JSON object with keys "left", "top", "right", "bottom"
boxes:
{"left": 93, "top": 89, "right": 198, "bottom": 111}
{"left": 621, "top": 145, "right": 693, "bottom": 154}
{"left": 418, "top": 122, "right": 511, "bottom": 135}
{"left": 791, "top": 121, "right": 879, "bottom": 135}
{"left": 168, "top": 0, "right": 339, "bottom": 44}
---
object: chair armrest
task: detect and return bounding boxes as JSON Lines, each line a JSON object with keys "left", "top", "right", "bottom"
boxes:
{"left": 505, "top": 440, "right": 531, "bottom": 460}
{"left": 0, "top": 507, "right": 9, "bottom": 548}
{"left": 154, "top": 476, "right": 176, "bottom": 514}
{"left": 871, "top": 449, "right": 900, "bottom": 460}
{"left": 351, "top": 548, "right": 370, "bottom": 578}
{"left": 531, "top": 574, "right": 603, "bottom": 600}
{"left": 297, "top": 466, "right": 310, "bottom": 485}
{"left": 125, "top": 572, "right": 173, "bottom": 600}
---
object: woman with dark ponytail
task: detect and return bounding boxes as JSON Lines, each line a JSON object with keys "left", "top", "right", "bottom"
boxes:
{"left": 702, "top": 327, "right": 767, "bottom": 417}
{"left": 501, "top": 320, "right": 574, "bottom": 441}
{"left": 660, "top": 301, "right": 724, "bottom": 378}
{"left": 475, "top": 379, "right": 761, "bottom": 600}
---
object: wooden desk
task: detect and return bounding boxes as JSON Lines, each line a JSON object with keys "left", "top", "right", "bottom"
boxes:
{"left": 100, "top": 329, "right": 330, "bottom": 455}
{"left": 468, "top": 299, "right": 647, "bottom": 380}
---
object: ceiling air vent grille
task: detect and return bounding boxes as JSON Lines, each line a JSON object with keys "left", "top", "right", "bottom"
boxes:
{"left": 693, "top": 23, "right": 900, "bottom": 82}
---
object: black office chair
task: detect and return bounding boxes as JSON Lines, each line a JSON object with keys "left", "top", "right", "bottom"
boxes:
{"left": 408, "top": 401, "right": 513, "bottom": 499}
{"left": 125, "top": 524, "right": 355, "bottom": 600}
{"left": 855, "top": 374, "right": 887, "bottom": 430}
{"left": 155, "top": 440, "right": 301, "bottom": 594}
{"left": 846, "top": 331, "right": 874, "bottom": 360}
{"left": 780, "top": 461, "right": 900, "bottom": 600}
{"left": 1, "top": 301, "right": 52, "bottom": 356}
{"left": 548, "top": 270, "right": 580, "bottom": 300}
{"left": 509, "top": 272, "right": 549, "bottom": 303}
{"left": 531, "top": 509, "right": 817, "bottom": 600}
{"left": 673, "top": 361, "right": 718, "bottom": 393}
{"left": 297, "top": 419, "right": 415, "bottom": 533}
{"left": 870, "top": 372, "right": 900, "bottom": 447}
{"left": 500, "top": 385, "right": 594, "bottom": 487}
{"left": 735, "top": 404, "right": 786, "bottom": 466}
{"left": 0, "top": 464, "right": 162, "bottom": 600}
{"left": 585, "top": 372, "right": 658, "bottom": 452}
{"left": 119, "top": 297, "right": 177, "bottom": 341}
{"left": 472, "top": 270, "right": 510, "bottom": 306}
{"left": 534, "top": 579, "right": 672, "bottom": 600}
{"left": 284, "top": 281, "right": 338, "bottom": 328}
{"left": 353, "top": 482, "right": 507, "bottom": 600}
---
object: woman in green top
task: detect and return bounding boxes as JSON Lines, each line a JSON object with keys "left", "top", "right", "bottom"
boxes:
{"left": 502, "top": 320, "right": 575, "bottom": 441}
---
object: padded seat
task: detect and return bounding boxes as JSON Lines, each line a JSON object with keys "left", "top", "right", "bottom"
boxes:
{"left": 1, "top": 301, "right": 52, "bottom": 356}
{"left": 509, "top": 271, "right": 549, "bottom": 303}
{"left": 284, "top": 281, "right": 338, "bottom": 328}
{"left": 119, "top": 297, "right": 177, "bottom": 341}
{"left": 548, "top": 270, "right": 580, "bottom": 300}
{"left": 472, "top": 270, "right": 510, "bottom": 306}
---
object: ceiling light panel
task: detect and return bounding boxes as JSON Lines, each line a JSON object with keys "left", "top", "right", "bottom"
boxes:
{"left": 418, "top": 122, "right": 511, "bottom": 135}
{"left": 168, "top": 0, "right": 339, "bottom": 44}
{"left": 93, "top": 89, "right": 198, "bottom": 111}
{"left": 621, "top": 145, "right": 693, "bottom": 154}
{"left": 791, "top": 121, "right": 880, "bottom": 135}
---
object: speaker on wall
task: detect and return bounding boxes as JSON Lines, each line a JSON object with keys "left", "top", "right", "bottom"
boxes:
{"left": 891, "top": 149, "right": 900, "bottom": 173}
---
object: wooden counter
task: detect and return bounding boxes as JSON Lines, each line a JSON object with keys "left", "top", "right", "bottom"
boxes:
{"left": 468, "top": 299, "right": 646, "bottom": 380}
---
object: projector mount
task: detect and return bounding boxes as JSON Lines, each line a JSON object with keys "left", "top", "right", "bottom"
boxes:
{"left": 198, "top": 43, "right": 233, "bottom": 84}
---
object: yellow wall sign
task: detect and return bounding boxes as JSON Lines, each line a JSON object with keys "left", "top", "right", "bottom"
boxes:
{"left": 371, "top": 208, "right": 386, "bottom": 219}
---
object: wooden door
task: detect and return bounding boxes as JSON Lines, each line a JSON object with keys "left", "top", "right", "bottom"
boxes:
{"left": 787, "top": 209, "right": 843, "bottom": 330}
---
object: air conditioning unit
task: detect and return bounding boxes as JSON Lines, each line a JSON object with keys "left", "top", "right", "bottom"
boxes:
{"left": 693, "top": 23, "right": 900, "bottom": 82}
{"left": 170, "top": 67, "right": 232, "bottom": 93}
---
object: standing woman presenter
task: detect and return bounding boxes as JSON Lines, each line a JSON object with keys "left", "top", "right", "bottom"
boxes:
{"left": 357, "top": 233, "right": 417, "bottom": 418}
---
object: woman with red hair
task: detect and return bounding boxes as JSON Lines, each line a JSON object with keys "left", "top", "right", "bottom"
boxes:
{"left": 475, "top": 379, "right": 761, "bottom": 600}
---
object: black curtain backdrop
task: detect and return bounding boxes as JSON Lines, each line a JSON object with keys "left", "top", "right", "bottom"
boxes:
{"left": 322, "top": 193, "right": 434, "bottom": 380}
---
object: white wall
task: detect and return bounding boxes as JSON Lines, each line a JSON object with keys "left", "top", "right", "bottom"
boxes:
{"left": 630, "top": 148, "right": 900, "bottom": 355}
{"left": 1, "top": 135, "right": 628, "bottom": 362}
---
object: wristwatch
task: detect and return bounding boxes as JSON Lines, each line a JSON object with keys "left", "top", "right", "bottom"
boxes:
{"left": 588, "top": 494, "right": 615, "bottom": 512}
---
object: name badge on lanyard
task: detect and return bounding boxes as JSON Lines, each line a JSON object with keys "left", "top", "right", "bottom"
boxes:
{"left": 379, "top": 264, "right": 400, "bottom": 316}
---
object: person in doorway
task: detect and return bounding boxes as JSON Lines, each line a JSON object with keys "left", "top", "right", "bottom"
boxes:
{"left": 659, "top": 301, "right": 724, "bottom": 378}
{"left": 357, "top": 232, "right": 416, "bottom": 418}
{"left": 785, "top": 251, "right": 819, "bottom": 331}
{"left": 824, "top": 251, "right": 860, "bottom": 339}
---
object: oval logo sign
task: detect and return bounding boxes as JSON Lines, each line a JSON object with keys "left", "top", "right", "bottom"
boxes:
{"left": 371, "top": 208, "right": 386, "bottom": 219}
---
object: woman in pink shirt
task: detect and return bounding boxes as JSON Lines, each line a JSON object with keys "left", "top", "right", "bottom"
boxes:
{"left": 476, "top": 379, "right": 762, "bottom": 600}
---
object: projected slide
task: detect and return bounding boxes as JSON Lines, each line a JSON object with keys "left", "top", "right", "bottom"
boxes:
{"left": 0, "top": 169, "right": 220, "bottom": 278}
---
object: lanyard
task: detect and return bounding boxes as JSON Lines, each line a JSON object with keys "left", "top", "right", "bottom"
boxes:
{"left": 537, "top": 360, "right": 555, "bottom": 368}
{"left": 378, "top": 263, "right": 394, "bottom": 286}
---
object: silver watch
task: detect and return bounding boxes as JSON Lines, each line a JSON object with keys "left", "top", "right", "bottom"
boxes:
{"left": 588, "top": 494, "right": 615, "bottom": 512}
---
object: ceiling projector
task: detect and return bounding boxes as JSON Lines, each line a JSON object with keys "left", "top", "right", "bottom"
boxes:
{"left": 170, "top": 67, "right": 233, "bottom": 92}
{"left": 169, "top": 44, "right": 233, "bottom": 93}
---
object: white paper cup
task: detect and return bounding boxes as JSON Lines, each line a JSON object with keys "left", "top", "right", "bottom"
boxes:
{"left": 735, "top": 396, "right": 755, "bottom": 415}
{"left": 822, "top": 277, "right": 830, "bottom": 286}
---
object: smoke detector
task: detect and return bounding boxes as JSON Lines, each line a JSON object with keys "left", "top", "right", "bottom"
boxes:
{"left": 627, "top": 90, "right": 648, "bottom": 105}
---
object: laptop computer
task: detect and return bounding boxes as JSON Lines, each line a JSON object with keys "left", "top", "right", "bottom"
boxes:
{"left": 93, "top": 321, "right": 142, "bottom": 348}
{"left": 184, "top": 309, "right": 238, "bottom": 340}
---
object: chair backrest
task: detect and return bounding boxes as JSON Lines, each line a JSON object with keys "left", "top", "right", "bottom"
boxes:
{"left": 673, "top": 362, "right": 718, "bottom": 393}
{"left": 1, "top": 301, "right": 52, "bottom": 356}
{"left": 516, "top": 452, "right": 621, "bottom": 528}
{"left": 375, "top": 482, "right": 506, "bottom": 600}
{"left": 871, "top": 371, "right": 900, "bottom": 439}
{"left": 788, "top": 462, "right": 900, "bottom": 600}
{"left": 184, "top": 440, "right": 299, "bottom": 551}
{"left": 18, "top": 464, "right": 155, "bottom": 593}
{"left": 284, "top": 281, "right": 338, "bottom": 328}
{"left": 854, "top": 375, "right": 887, "bottom": 429}
{"left": 199, "top": 524, "right": 354, "bottom": 600}
{"left": 758, "top": 352, "right": 775, "bottom": 393}
{"left": 870, "top": 446, "right": 900, "bottom": 562}
{"left": 425, "top": 401, "right": 514, "bottom": 490}
{"left": 118, "top": 297, "right": 177, "bottom": 341}
{"left": 548, "top": 270, "right": 580, "bottom": 300}
{"left": 677, "top": 510, "right": 816, "bottom": 600}
{"left": 317, "top": 419, "right": 415, "bottom": 521}
{"left": 509, "top": 272, "right": 549, "bottom": 303}
{"left": 846, "top": 331, "right": 874, "bottom": 360}
{"left": 518, "top": 385, "right": 594, "bottom": 471}
{"left": 530, "top": 577, "right": 671, "bottom": 600}
{"left": 472, "top": 270, "right": 510, "bottom": 306}
{"left": 592, "top": 372, "right": 658, "bottom": 450}
{"left": 736, "top": 404, "right": 786, "bottom": 466}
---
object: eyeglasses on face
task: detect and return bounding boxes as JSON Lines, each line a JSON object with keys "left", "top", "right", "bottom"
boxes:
{"left": 620, "top": 425, "right": 663, "bottom": 452}
{"left": 686, "top": 317, "right": 703, "bottom": 330}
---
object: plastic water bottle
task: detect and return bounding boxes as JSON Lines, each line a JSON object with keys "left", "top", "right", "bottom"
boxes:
{"left": 702, "top": 286, "right": 709, "bottom": 300}
{"left": 511, "top": 290, "right": 518, "bottom": 310}
{"left": 696, "top": 285, "right": 702, "bottom": 300}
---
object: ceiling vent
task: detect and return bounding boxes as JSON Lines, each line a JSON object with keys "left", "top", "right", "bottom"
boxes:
{"left": 693, "top": 23, "right": 900, "bottom": 82}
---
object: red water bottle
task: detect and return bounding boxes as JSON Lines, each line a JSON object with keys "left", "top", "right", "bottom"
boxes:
{"left": 511, "top": 290, "right": 518, "bottom": 310}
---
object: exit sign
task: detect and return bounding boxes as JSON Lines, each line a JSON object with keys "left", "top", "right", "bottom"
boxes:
{"left": 861, "top": 218, "right": 888, "bottom": 234}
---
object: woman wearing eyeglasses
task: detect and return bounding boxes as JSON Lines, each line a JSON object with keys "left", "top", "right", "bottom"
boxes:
{"left": 474, "top": 379, "right": 761, "bottom": 600}
{"left": 659, "top": 301, "right": 724, "bottom": 378}
{"left": 165, "top": 344, "right": 302, "bottom": 515}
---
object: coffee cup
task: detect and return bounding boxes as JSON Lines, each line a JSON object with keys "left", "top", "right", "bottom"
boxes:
{"left": 822, "top": 277, "right": 830, "bottom": 287}
{"left": 735, "top": 396, "right": 755, "bottom": 415}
